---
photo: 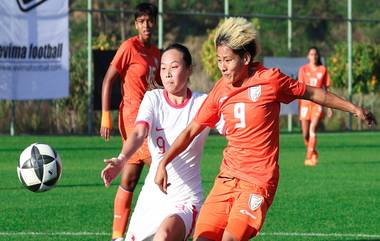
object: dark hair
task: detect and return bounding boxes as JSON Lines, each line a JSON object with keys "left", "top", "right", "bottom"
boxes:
{"left": 234, "top": 42, "right": 257, "bottom": 63}
{"left": 162, "top": 43, "right": 192, "bottom": 67}
{"left": 308, "top": 46, "right": 322, "bottom": 66}
{"left": 135, "top": 3, "right": 158, "bottom": 20}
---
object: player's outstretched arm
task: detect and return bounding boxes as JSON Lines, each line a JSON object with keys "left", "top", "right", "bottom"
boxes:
{"left": 101, "top": 124, "right": 148, "bottom": 187}
{"left": 302, "top": 86, "right": 377, "bottom": 126}
{"left": 154, "top": 120, "right": 206, "bottom": 194}
{"left": 100, "top": 65, "right": 119, "bottom": 141}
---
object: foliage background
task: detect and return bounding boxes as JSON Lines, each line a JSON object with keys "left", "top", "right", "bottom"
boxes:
{"left": 0, "top": 0, "right": 379, "bottom": 134}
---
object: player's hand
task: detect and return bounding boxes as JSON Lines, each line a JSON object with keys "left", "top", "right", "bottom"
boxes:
{"left": 100, "top": 111, "right": 113, "bottom": 141}
{"left": 327, "top": 107, "right": 333, "bottom": 118}
{"left": 100, "top": 127, "right": 112, "bottom": 141}
{"left": 101, "top": 157, "right": 123, "bottom": 187}
{"left": 154, "top": 162, "right": 170, "bottom": 194}
{"left": 353, "top": 107, "right": 377, "bottom": 126}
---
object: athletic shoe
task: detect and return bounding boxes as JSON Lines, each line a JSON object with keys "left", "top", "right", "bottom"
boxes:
{"left": 304, "top": 159, "right": 317, "bottom": 166}
{"left": 311, "top": 151, "right": 319, "bottom": 165}
{"left": 112, "top": 238, "right": 124, "bottom": 241}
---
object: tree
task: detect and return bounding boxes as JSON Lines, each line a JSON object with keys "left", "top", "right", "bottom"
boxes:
{"left": 327, "top": 43, "right": 380, "bottom": 129}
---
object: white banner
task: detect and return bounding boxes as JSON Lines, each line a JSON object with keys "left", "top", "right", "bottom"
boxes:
{"left": 264, "top": 57, "right": 308, "bottom": 115}
{"left": 0, "top": 0, "right": 69, "bottom": 100}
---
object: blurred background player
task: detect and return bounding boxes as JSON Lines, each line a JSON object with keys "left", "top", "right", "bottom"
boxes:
{"left": 298, "top": 46, "right": 333, "bottom": 166}
{"left": 101, "top": 43, "right": 211, "bottom": 241}
{"left": 99, "top": 3, "right": 160, "bottom": 241}
{"left": 154, "top": 17, "right": 376, "bottom": 241}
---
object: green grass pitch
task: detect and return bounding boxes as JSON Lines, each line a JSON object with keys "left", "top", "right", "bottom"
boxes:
{"left": 0, "top": 132, "right": 379, "bottom": 241}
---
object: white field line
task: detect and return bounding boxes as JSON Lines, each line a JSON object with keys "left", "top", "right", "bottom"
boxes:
{"left": 260, "top": 232, "right": 380, "bottom": 239}
{"left": 0, "top": 231, "right": 108, "bottom": 236}
{"left": 0, "top": 231, "right": 380, "bottom": 239}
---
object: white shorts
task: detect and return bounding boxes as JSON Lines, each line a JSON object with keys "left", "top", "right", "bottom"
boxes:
{"left": 125, "top": 201, "right": 200, "bottom": 241}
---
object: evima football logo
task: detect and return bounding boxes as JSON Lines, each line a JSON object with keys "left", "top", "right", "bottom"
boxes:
{"left": 17, "top": 0, "right": 47, "bottom": 12}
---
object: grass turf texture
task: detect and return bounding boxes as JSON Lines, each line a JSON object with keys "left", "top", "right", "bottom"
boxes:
{"left": 0, "top": 132, "right": 379, "bottom": 241}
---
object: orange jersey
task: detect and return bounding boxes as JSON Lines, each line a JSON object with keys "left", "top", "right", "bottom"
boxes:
{"left": 298, "top": 64, "right": 331, "bottom": 118}
{"left": 111, "top": 36, "right": 160, "bottom": 123}
{"left": 194, "top": 63, "right": 306, "bottom": 189}
{"left": 298, "top": 64, "right": 330, "bottom": 88}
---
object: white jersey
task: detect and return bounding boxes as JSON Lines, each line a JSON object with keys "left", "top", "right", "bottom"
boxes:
{"left": 125, "top": 89, "right": 209, "bottom": 241}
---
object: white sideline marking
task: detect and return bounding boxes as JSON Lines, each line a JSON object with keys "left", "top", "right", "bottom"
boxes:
{"left": 1, "top": 231, "right": 380, "bottom": 239}
{"left": 261, "top": 232, "right": 380, "bottom": 239}
{"left": 0, "top": 231, "right": 108, "bottom": 236}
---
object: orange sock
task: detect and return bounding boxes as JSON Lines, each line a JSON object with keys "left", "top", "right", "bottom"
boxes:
{"left": 303, "top": 138, "right": 309, "bottom": 147}
{"left": 112, "top": 186, "right": 133, "bottom": 239}
{"left": 307, "top": 136, "right": 316, "bottom": 160}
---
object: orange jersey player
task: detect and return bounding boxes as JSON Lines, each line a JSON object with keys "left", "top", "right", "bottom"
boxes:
{"left": 154, "top": 18, "right": 376, "bottom": 241}
{"left": 298, "top": 47, "right": 332, "bottom": 166}
{"left": 99, "top": 3, "right": 160, "bottom": 241}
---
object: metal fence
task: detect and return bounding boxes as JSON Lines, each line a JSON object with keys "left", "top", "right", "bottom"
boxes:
{"left": 4, "top": 0, "right": 380, "bottom": 135}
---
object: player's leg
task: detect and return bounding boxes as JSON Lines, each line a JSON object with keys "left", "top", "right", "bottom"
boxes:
{"left": 301, "top": 119, "right": 315, "bottom": 165}
{"left": 153, "top": 204, "right": 198, "bottom": 241}
{"left": 301, "top": 119, "right": 310, "bottom": 146}
{"left": 112, "top": 163, "right": 144, "bottom": 240}
{"left": 193, "top": 175, "right": 235, "bottom": 241}
{"left": 307, "top": 117, "right": 320, "bottom": 165}
{"left": 307, "top": 104, "right": 323, "bottom": 166}
{"left": 153, "top": 215, "right": 186, "bottom": 241}
{"left": 300, "top": 102, "right": 312, "bottom": 165}
{"left": 111, "top": 111, "right": 151, "bottom": 240}
{"left": 223, "top": 179, "right": 275, "bottom": 241}
{"left": 299, "top": 101, "right": 310, "bottom": 146}
{"left": 222, "top": 229, "right": 254, "bottom": 241}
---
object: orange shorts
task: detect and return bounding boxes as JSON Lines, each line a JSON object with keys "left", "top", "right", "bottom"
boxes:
{"left": 193, "top": 173, "right": 277, "bottom": 241}
{"left": 299, "top": 100, "right": 323, "bottom": 121}
{"left": 118, "top": 108, "right": 150, "bottom": 165}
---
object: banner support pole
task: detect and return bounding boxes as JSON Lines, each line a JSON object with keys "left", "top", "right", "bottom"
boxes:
{"left": 87, "top": 0, "right": 93, "bottom": 135}
{"left": 10, "top": 100, "right": 16, "bottom": 136}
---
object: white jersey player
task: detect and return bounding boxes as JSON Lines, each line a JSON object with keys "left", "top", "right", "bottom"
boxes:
{"left": 125, "top": 88, "right": 208, "bottom": 241}
{"left": 101, "top": 43, "right": 214, "bottom": 241}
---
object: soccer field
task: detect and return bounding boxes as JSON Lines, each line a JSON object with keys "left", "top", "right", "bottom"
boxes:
{"left": 0, "top": 132, "right": 379, "bottom": 241}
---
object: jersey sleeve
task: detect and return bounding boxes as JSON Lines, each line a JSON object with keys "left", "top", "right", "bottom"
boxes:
{"left": 110, "top": 41, "right": 132, "bottom": 75}
{"left": 274, "top": 68, "right": 307, "bottom": 104}
{"left": 193, "top": 89, "right": 220, "bottom": 128}
{"left": 135, "top": 91, "right": 155, "bottom": 132}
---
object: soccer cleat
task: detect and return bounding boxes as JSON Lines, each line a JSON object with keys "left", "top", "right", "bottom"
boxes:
{"left": 311, "top": 151, "right": 319, "bottom": 165}
{"left": 304, "top": 159, "right": 317, "bottom": 166}
{"left": 112, "top": 238, "right": 124, "bottom": 241}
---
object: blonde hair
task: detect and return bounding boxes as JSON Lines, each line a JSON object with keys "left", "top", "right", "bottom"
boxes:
{"left": 214, "top": 17, "right": 259, "bottom": 59}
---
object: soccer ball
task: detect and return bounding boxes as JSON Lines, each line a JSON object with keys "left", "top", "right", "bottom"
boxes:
{"left": 17, "top": 143, "right": 62, "bottom": 192}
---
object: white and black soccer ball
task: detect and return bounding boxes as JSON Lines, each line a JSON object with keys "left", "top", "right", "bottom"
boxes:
{"left": 17, "top": 143, "right": 62, "bottom": 192}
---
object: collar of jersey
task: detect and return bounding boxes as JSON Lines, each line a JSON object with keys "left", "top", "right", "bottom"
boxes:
{"left": 163, "top": 88, "right": 192, "bottom": 109}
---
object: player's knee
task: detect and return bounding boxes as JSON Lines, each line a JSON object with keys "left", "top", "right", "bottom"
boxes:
{"left": 120, "top": 174, "right": 139, "bottom": 191}
{"left": 120, "top": 165, "right": 143, "bottom": 191}
{"left": 153, "top": 229, "right": 169, "bottom": 241}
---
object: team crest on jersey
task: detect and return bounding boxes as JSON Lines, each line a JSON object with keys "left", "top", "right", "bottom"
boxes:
{"left": 316, "top": 72, "right": 323, "bottom": 79}
{"left": 248, "top": 194, "right": 264, "bottom": 211}
{"left": 248, "top": 85, "right": 261, "bottom": 102}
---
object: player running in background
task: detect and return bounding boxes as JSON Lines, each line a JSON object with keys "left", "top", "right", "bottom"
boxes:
{"left": 154, "top": 17, "right": 376, "bottom": 241}
{"left": 298, "top": 47, "right": 333, "bottom": 166}
{"left": 101, "top": 43, "right": 212, "bottom": 241}
{"left": 99, "top": 3, "right": 160, "bottom": 241}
